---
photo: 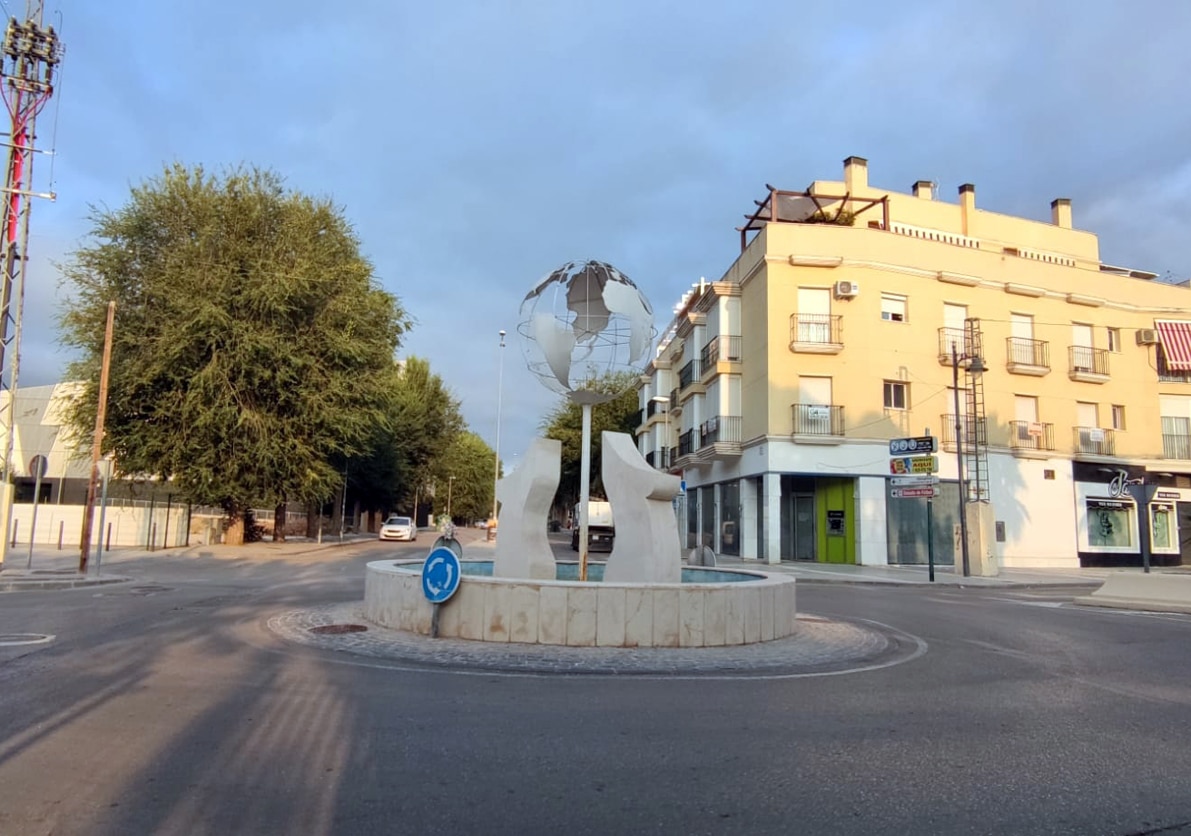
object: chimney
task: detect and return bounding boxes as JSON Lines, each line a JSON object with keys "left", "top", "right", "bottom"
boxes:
{"left": 958, "top": 183, "right": 975, "bottom": 236}
{"left": 843, "top": 156, "right": 868, "bottom": 192}
{"left": 1051, "top": 198, "right": 1072, "bottom": 229}
{"left": 912, "top": 180, "right": 934, "bottom": 200}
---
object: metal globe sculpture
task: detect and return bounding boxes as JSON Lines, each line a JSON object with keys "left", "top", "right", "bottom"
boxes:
{"left": 518, "top": 260, "right": 656, "bottom": 405}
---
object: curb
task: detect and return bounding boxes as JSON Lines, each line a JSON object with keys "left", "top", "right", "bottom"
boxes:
{"left": 0, "top": 575, "right": 132, "bottom": 592}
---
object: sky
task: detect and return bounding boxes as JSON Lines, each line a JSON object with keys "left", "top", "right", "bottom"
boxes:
{"left": 13, "top": 0, "right": 1191, "bottom": 468}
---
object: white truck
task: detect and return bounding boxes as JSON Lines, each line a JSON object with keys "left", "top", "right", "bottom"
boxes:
{"left": 571, "top": 500, "right": 615, "bottom": 552}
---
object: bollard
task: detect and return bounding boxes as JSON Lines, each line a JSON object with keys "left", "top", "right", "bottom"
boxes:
{"left": 150, "top": 522, "right": 157, "bottom": 552}
{"left": 10, "top": 519, "right": 16, "bottom": 548}
{"left": 106, "top": 522, "right": 112, "bottom": 552}
{"left": 57, "top": 520, "right": 64, "bottom": 550}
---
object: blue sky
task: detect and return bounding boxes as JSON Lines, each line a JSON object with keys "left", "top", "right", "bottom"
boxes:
{"left": 18, "top": 0, "right": 1191, "bottom": 466}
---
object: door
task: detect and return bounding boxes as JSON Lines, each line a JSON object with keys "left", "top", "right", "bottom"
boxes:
{"left": 793, "top": 496, "right": 816, "bottom": 560}
{"left": 1177, "top": 502, "right": 1191, "bottom": 566}
{"left": 1072, "top": 323, "right": 1095, "bottom": 371}
{"left": 1015, "top": 394, "right": 1039, "bottom": 447}
{"left": 1076, "top": 401, "right": 1099, "bottom": 452}
{"left": 943, "top": 303, "right": 967, "bottom": 355}
{"left": 797, "top": 287, "right": 831, "bottom": 343}
{"left": 1010, "top": 313, "right": 1035, "bottom": 364}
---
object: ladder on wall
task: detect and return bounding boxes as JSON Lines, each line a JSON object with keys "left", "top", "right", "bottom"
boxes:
{"left": 963, "top": 318, "right": 990, "bottom": 503}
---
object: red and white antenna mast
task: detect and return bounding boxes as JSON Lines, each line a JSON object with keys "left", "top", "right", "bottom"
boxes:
{"left": 0, "top": 0, "right": 61, "bottom": 569}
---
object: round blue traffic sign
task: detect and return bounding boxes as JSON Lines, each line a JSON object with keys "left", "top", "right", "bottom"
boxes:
{"left": 421, "top": 547, "right": 462, "bottom": 604}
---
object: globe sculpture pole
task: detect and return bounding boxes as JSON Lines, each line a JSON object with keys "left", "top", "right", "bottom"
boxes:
{"left": 518, "top": 260, "right": 655, "bottom": 582}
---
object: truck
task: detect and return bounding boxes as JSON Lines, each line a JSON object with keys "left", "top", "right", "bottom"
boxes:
{"left": 571, "top": 500, "right": 615, "bottom": 552}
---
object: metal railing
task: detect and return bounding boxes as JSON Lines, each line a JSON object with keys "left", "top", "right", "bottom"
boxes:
{"left": 1007, "top": 337, "right": 1049, "bottom": 368}
{"left": 1073, "top": 426, "right": 1115, "bottom": 456}
{"left": 938, "top": 328, "right": 969, "bottom": 362}
{"left": 678, "top": 360, "right": 701, "bottom": 389}
{"left": 789, "top": 314, "right": 842, "bottom": 347}
{"left": 646, "top": 399, "right": 661, "bottom": 418}
{"left": 1009, "top": 420, "right": 1055, "bottom": 451}
{"left": 939, "top": 414, "right": 986, "bottom": 447}
{"left": 700, "top": 335, "right": 743, "bottom": 367}
{"left": 1069, "top": 345, "right": 1108, "bottom": 376}
{"left": 669, "top": 388, "right": 679, "bottom": 409}
{"left": 791, "top": 403, "right": 845, "bottom": 436}
{"left": 1163, "top": 433, "right": 1191, "bottom": 460}
{"left": 699, "top": 415, "right": 742, "bottom": 447}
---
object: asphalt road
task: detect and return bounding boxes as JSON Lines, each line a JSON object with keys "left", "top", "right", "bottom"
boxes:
{"left": 1, "top": 540, "right": 1190, "bottom": 836}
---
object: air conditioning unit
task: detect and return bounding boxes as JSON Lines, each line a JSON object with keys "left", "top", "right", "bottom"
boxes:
{"left": 1136, "top": 329, "right": 1160, "bottom": 346}
{"left": 833, "top": 280, "right": 859, "bottom": 299}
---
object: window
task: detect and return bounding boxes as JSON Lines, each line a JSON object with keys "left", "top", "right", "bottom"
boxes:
{"left": 1087, "top": 500, "right": 1132, "bottom": 548}
{"left": 883, "top": 381, "right": 909, "bottom": 410}
{"left": 1107, "top": 327, "right": 1121, "bottom": 352}
{"left": 1151, "top": 504, "right": 1175, "bottom": 550}
{"left": 881, "top": 293, "right": 907, "bottom": 322}
{"left": 1111, "top": 405, "right": 1126, "bottom": 430}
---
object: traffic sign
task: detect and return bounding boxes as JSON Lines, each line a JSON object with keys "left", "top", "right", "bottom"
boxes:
{"left": 889, "top": 436, "right": 938, "bottom": 455}
{"left": 890, "top": 486, "right": 940, "bottom": 499}
{"left": 422, "top": 547, "right": 462, "bottom": 604}
{"left": 889, "top": 456, "right": 939, "bottom": 475}
{"left": 890, "top": 475, "right": 939, "bottom": 487}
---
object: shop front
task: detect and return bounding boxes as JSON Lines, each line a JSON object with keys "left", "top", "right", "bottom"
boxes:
{"left": 1073, "top": 462, "right": 1185, "bottom": 568}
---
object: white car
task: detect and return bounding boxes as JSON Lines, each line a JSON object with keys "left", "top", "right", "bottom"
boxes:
{"left": 379, "top": 515, "right": 417, "bottom": 542}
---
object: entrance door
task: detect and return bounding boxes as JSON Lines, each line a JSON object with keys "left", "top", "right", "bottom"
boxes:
{"left": 793, "top": 496, "right": 816, "bottom": 560}
{"left": 1178, "top": 502, "right": 1191, "bottom": 566}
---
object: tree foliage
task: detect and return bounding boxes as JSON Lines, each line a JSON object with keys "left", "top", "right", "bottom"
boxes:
{"left": 430, "top": 430, "right": 496, "bottom": 523}
{"left": 58, "top": 164, "right": 409, "bottom": 536}
{"left": 540, "top": 370, "right": 640, "bottom": 509}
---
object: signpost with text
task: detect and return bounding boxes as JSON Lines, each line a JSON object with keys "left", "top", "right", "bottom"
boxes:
{"left": 889, "top": 435, "right": 939, "bottom": 581}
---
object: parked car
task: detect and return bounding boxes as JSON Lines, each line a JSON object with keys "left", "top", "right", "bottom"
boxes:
{"left": 379, "top": 515, "right": 417, "bottom": 542}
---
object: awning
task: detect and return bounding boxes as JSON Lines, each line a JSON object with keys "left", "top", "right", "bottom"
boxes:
{"left": 1156, "top": 320, "right": 1191, "bottom": 370}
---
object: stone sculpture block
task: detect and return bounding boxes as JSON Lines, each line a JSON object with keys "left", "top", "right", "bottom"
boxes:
{"left": 600, "top": 431, "right": 682, "bottom": 584}
{"left": 493, "top": 437, "right": 561, "bottom": 580}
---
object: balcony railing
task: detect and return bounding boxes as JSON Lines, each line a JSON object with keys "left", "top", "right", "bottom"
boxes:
{"left": 1157, "top": 346, "right": 1191, "bottom": 383}
{"left": 791, "top": 403, "right": 845, "bottom": 436}
{"left": 678, "top": 429, "right": 695, "bottom": 457}
{"left": 669, "top": 388, "right": 679, "bottom": 409}
{"left": 699, "top": 415, "right": 742, "bottom": 447}
{"left": 700, "top": 335, "right": 743, "bottom": 368}
{"left": 645, "top": 450, "right": 656, "bottom": 467}
{"left": 646, "top": 399, "right": 661, "bottom": 418}
{"left": 1073, "top": 426, "right": 1115, "bottom": 456}
{"left": 1006, "top": 337, "right": 1050, "bottom": 370}
{"left": 630, "top": 408, "right": 643, "bottom": 428}
{"left": 669, "top": 446, "right": 678, "bottom": 466}
{"left": 1009, "top": 420, "right": 1055, "bottom": 452}
{"left": 678, "top": 360, "right": 701, "bottom": 389}
{"left": 939, "top": 414, "right": 987, "bottom": 450}
{"left": 1069, "top": 346, "right": 1109, "bottom": 380}
{"left": 789, "top": 314, "right": 843, "bottom": 351}
{"left": 937, "top": 328, "right": 972, "bottom": 363}
{"left": 1163, "top": 434, "right": 1191, "bottom": 460}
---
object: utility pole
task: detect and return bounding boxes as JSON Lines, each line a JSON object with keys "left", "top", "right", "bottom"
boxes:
{"left": 0, "top": 2, "right": 62, "bottom": 571}
{"left": 79, "top": 301, "right": 114, "bottom": 573}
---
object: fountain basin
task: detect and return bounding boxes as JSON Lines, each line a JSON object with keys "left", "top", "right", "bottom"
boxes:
{"left": 364, "top": 559, "right": 797, "bottom": 647}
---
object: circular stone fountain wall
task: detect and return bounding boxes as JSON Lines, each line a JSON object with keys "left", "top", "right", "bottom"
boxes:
{"left": 364, "top": 560, "right": 797, "bottom": 648}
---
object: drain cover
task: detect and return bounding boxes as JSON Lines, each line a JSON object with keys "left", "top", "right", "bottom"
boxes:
{"left": 127, "top": 585, "right": 173, "bottom": 595}
{"left": 309, "top": 624, "right": 368, "bottom": 635}
{"left": 0, "top": 633, "right": 54, "bottom": 646}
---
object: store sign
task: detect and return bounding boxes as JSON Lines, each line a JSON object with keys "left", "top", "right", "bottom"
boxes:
{"left": 1107, "top": 469, "right": 1143, "bottom": 499}
{"left": 826, "top": 509, "right": 845, "bottom": 536}
{"left": 889, "top": 456, "right": 939, "bottom": 475}
{"left": 1157, "top": 491, "right": 1181, "bottom": 500}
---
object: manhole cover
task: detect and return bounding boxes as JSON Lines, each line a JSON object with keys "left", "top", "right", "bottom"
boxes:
{"left": 0, "top": 633, "right": 55, "bottom": 646}
{"left": 127, "top": 585, "right": 173, "bottom": 595}
{"left": 309, "top": 624, "right": 368, "bottom": 635}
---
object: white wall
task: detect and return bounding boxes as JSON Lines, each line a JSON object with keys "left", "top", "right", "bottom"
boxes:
{"left": 8, "top": 503, "right": 190, "bottom": 549}
{"left": 987, "top": 455, "right": 1078, "bottom": 568}
{"left": 856, "top": 476, "right": 890, "bottom": 565}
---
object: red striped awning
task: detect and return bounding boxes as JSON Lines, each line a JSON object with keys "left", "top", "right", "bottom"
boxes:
{"left": 1156, "top": 320, "right": 1191, "bottom": 370}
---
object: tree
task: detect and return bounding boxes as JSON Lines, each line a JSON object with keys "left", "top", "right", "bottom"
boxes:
{"left": 540, "top": 370, "right": 640, "bottom": 511}
{"left": 429, "top": 430, "right": 495, "bottom": 523}
{"left": 58, "top": 164, "right": 409, "bottom": 543}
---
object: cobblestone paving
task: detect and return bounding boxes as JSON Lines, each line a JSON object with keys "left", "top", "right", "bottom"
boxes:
{"left": 268, "top": 603, "right": 925, "bottom": 678}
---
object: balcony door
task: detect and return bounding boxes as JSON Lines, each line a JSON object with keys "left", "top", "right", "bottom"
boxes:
{"left": 943, "top": 303, "right": 967, "bottom": 355}
{"left": 1010, "top": 314, "right": 1035, "bottom": 364}
{"left": 799, "top": 376, "right": 833, "bottom": 434}
{"left": 797, "top": 288, "right": 831, "bottom": 343}
{"left": 1015, "top": 394, "right": 1039, "bottom": 446}
{"left": 1072, "top": 323, "right": 1095, "bottom": 371}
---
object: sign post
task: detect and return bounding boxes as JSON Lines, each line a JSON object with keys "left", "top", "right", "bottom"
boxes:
{"left": 26, "top": 455, "right": 47, "bottom": 569}
{"left": 422, "top": 546, "right": 463, "bottom": 637}
{"left": 889, "top": 433, "right": 938, "bottom": 581}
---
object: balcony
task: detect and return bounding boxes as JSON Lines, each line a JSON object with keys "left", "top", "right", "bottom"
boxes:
{"left": 789, "top": 314, "right": 843, "bottom": 354}
{"left": 669, "top": 388, "right": 680, "bottom": 412}
{"left": 646, "top": 399, "right": 661, "bottom": 419}
{"left": 678, "top": 429, "right": 696, "bottom": 458}
{"left": 1157, "top": 346, "right": 1191, "bottom": 383}
{"left": 1006, "top": 337, "right": 1050, "bottom": 376}
{"left": 700, "top": 335, "right": 743, "bottom": 368}
{"left": 791, "top": 403, "right": 845, "bottom": 443}
{"left": 1068, "top": 346, "right": 1109, "bottom": 383}
{"left": 678, "top": 359, "right": 702, "bottom": 390}
{"left": 695, "top": 415, "right": 743, "bottom": 460}
{"left": 939, "top": 413, "right": 987, "bottom": 453}
{"left": 1163, "top": 434, "right": 1191, "bottom": 460}
{"left": 645, "top": 448, "right": 672, "bottom": 470}
{"left": 630, "top": 408, "right": 643, "bottom": 429}
{"left": 1009, "top": 420, "right": 1055, "bottom": 457}
{"left": 937, "top": 328, "right": 973, "bottom": 365}
{"left": 1073, "top": 426, "right": 1116, "bottom": 457}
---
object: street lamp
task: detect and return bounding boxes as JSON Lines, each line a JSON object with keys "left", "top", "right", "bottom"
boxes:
{"left": 951, "top": 342, "right": 985, "bottom": 577}
{"left": 492, "top": 330, "right": 506, "bottom": 526}
{"left": 650, "top": 395, "right": 670, "bottom": 470}
{"left": 447, "top": 475, "right": 455, "bottom": 521}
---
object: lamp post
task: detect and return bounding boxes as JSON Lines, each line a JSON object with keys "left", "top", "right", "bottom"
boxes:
{"left": 492, "top": 329, "right": 506, "bottom": 527}
{"left": 650, "top": 395, "right": 670, "bottom": 470}
{"left": 447, "top": 475, "right": 455, "bottom": 521}
{"left": 951, "top": 342, "right": 985, "bottom": 577}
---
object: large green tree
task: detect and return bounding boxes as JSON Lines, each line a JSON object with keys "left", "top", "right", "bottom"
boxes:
{"left": 429, "top": 430, "right": 496, "bottom": 524}
{"left": 58, "top": 164, "right": 408, "bottom": 542}
{"left": 540, "top": 370, "right": 640, "bottom": 510}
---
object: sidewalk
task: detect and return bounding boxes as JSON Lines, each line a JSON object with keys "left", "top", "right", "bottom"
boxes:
{"left": 712, "top": 556, "right": 1116, "bottom": 588}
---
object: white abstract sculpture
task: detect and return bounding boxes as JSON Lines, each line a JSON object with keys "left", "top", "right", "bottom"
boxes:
{"left": 601, "top": 431, "right": 682, "bottom": 584}
{"left": 493, "top": 438, "right": 562, "bottom": 580}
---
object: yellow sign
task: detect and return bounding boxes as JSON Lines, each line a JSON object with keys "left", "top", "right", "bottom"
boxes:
{"left": 889, "top": 456, "right": 939, "bottom": 475}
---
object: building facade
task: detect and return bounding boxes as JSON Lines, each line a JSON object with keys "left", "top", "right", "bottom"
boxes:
{"left": 638, "top": 157, "right": 1191, "bottom": 569}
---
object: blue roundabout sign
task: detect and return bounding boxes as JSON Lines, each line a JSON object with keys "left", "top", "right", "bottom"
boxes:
{"left": 421, "top": 546, "right": 462, "bottom": 604}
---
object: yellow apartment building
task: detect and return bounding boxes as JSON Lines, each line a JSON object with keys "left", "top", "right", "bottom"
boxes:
{"left": 636, "top": 156, "right": 1191, "bottom": 570}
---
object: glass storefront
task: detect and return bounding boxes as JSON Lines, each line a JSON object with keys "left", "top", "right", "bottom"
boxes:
{"left": 886, "top": 481, "right": 959, "bottom": 565}
{"left": 720, "top": 480, "right": 740, "bottom": 557}
{"left": 1087, "top": 499, "right": 1132, "bottom": 548}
